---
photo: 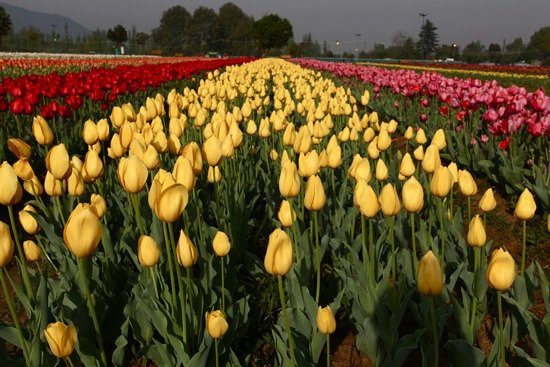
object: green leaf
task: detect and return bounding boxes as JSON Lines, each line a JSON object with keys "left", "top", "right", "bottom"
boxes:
{"left": 444, "top": 339, "right": 485, "bottom": 367}
{"left": 391, "top": 328, "right": 425, "bottom": 367}
{"left": 0, "top": 325, "right": 20, "bottom": 348}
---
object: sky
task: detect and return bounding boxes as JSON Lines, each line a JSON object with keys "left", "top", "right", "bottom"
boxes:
{"left": 2, "top": 0, "right": 550, "bottom": 52}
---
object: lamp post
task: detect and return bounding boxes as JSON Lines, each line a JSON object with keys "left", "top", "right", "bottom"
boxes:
{"left": 355, "top": 33, "right": 361, "bottom": 60}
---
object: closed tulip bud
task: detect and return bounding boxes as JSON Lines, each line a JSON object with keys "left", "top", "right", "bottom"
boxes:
{"left": 458, "top": 170, "right": 477, "bottom": 197}
{"left": 399, "top": 153, "right": 415, "bottom": 177}
{"left": 413, "top": 145, "right": 424, "bottom": 161}
{"left": 84, "top": 149, "right": 104, "bottom": 180}
{"left": 298, "top": 151, "right": 320, "bottom": 177}
{"left": 402, "top": 176, "right": 424, "bottom": 213}
{"left": 279, "top": 161, "right": 300, "bottom": 198}
{"left": 304, "top": 175, "right": 326, "bottom": 211}
{"left": 417, "top": 251, "right": 444, "bottom": 296}
{"left": 283, "top": 123, "right": 296, "bottom": 146}
{"left": 32, "top": 115, "right": 54, "bottom": 146}
{"left": 63, "top": 204, "right": 101, "bottom": 257}
{"left": 203, "top": 135, "right": 222, "bottom": 166}
{"left": 118, "top": 156, "right": 148, "bottom": 194}
{"left": 354, "top": 180, "right": 379, "bottom": 218}
{"left": 97, "top": 118, "right": 110, "bottom": 141}
{"left": 430, "top": 166, "right": 454, "bottom": 198}
{"left": 293, "top": 126, "right": 312, "bottom": 154}
{"left": 375, "top": 159, "right": 388, "bottom": 181}
{"left": 354, "top": 158, "right": 372, "bottom": 182}
{"left": 109, "top": 133, "right": 126, "bottom": 158}
{"left": 479, "top": 188, "right": 497, "bottom": 212}
{"left": 0, "top": 221, "right": 14, "bottom": 267}
{"left": 241, "top": 101, "right": 252, "bottom": 118}
{"left": 316, "top": 306, "right": 336, "bottom": 334}
{"left": 338, "top": 127, "right": 350, "bottom": 142}
{"left": 486, "top": 248, "right": 516, "bottom": 291}
{"left": 0, "top": 161, "right": 23, "bottom": 206}
{"left": 46, "top": 144, "right": 72, "bottom": 180}
{"left": 155, "top": 183, "right": 188, "bottom": 222}
{"left": 90, "top": 194, "right": 107, "bottom": 219}
{"left": 415, "top": 128, "right": 427, "bottom": 145}
{"left": 377, "top": 129, "right": 391, "bottom": 151}
{"left": 176, "top": 230, "right": 197, "bottom": 268}
{"left": 349, "top": 128, "right": 359, "bottom": 142}
{"left": 23, "top": 240, "right": 41, "bottom": 262}
{"left": 45, "top": 171, "right": 65, "bottom": 197}
{"left": 13, "top": 158, "right": 34, "bottom": 181}
{"left": 82, "top": 119, "right": 99, "bottom": 145}
{"left": 152, "top": 131, "right": 168, "bottom": 153}
{"left": 110, "top": 106, "right": 126, "bottom": 128}
{"left": 138, "top": 235, "right": 160, "bottom": 267}
{"left": 264, "top": 228, "right": 293, "bottom": 276}
{"left": 173, "top": 156, "right": 196, "bottom": 191}
{"left": 421, "top": 144, "right": 441, "bottom": 174}
{"left": 367, "top": 139, "right": 380, "bottom": 159}
{"left": 327, "top": 145, "right": 342, "bottom": 169}
{"left": 23, "top": 175, "right": 43, "bottom": 196}
{"left": 44, "top": 322, "right": 77, "bottom": 358}
{"left": 404, "top": 126, "right": 414, "bottom": 140}
{"left": 360, "top": 90, "right": 370, "bottom": 105}
{"left": 143, "top": 145, "right": 160, "bottom": 170}
{"left": 278, "top": 200, "right": 296, "bottom": 227}
{"left": 207, "top": 165, "right": 222, "bottom": 183}
{"left": 467, "top": 215, "right": 486, "bottom": 247}
{"left": 379, "top": 183, "right": 401, "bottom": 216}
{"left": 388, "top": 119, "right": 398, "bottom": 133}
{"left": 19, "top": 204, "right": 40, "bottom": 235}
{"left": 363, "top": 127, "right": 375, "bottom": 143}
{"left": 514, "top": 189, "right": 536, "bottom": 220}
{"left": 245, "top": 120, "right": 257, "bottom": 135}
{"left": 181, "top": 142, "right": 203, "bottom": 176}
{"left": 168, "top": 133, "right": 182, "bottom": 155}
{"left": 67, "top": 165, "right": 85, "bottom": 196}
{"left": 347, "top": 154, "right": 361, "bottom": 179}
{"left": 7, "top": 138, "right": 31, "bottom": 159}
{"left": 205, "top": 310, "right": 229, "bottom": 339}
{"left": 258, "top": 118, "right": 271, "bottom": 138}
{"left": 447, "top": 162, "right": 458, "bottom": 184}
{"left": 431, "top": 128, "right": 446, "bottom": 150}
{"left": 212, "top": 231, "right": 231, "bottom": 257}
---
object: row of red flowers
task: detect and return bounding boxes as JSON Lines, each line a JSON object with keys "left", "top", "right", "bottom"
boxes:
{"left": 397, "top": 60, "right": 550, "bottom": 76}
{"left": 292, "top": 59, "right": 550, "bottom": 138}
{"left": 0, "top": 57, "right": 254, "bottom": 119}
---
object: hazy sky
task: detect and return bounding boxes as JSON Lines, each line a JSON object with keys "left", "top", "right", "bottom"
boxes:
{"left": 2, "top": 0, "right": 550, "bottom": 51}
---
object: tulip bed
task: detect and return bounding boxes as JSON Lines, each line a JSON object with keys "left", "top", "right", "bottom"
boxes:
{"left": 0, "top": 57, "right": 549, "bottom": 367}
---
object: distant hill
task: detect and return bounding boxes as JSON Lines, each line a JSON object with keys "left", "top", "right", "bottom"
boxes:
{"left": 0, "top": 2, "right": 91, "bottom": 38}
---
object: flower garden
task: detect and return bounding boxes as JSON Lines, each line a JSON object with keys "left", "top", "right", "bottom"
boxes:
{"left": 0, "top": 55, "right": 549, "bottom": 367}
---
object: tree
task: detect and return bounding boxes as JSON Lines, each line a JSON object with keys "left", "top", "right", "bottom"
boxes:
{"left": 299, "top": 32, "right": 321, "bottom": 57}
{"left": 487, "top": 43, "right": 502, "bottom": 63}
{"left": 504, "top": 37, "right": 525, "bottom": 64}
{"left": 152, "top": 6, "right": 191, "bottom": 55}
{"left": 417, "top": 19, "right": 439, "bottom": 59}
{"left": 252, "top": 14, "right": 293, "bottom": 55}
{"left": 217, "top": 2, "right": 254, "bottom": 56}
{"left": 187, "top": 6, "right": 219, "bottom": 54}
{"left": 527, "top": 26, "right": 550, "bottom": 65}
{"left": 107, "top": 24, "right": 128, "bottom": 47}
{"left": 387, "top": 31, "right": 417, "bottom": 59}
{"left": 461, "top": 41, "right": 486, "bottom": 63}
{"left": 0, "top": 6, "right": 12, "bottom": 47}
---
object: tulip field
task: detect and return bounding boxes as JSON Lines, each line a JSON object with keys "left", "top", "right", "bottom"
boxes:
{"left": 0, "top": 54, "right": 549, "bottom": 367}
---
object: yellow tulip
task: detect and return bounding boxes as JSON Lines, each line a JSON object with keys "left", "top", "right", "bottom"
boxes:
{"left": 97, "top": 118, "right": 110, "bottom": 141}
{"left": 138, "top": 235, "right": 160, "bottom": 267}
{"left": 176, "top": 230, "right": 197, "bottom": 268}
{"left": 402, "top": 176, "right": 424, "bottom": 213}
{"left": 467, "top": 215, "right": 486, "bottom": 248}
{"left": 316, "top": 306, "right": 336, "bottom": 334}
{"left": 278, "top": 200, "right": 296, "bottom": 228}
{"left": 367, "top": 139, "right": 380, "bottom": 159}
{"left": 0, "top": 221, "right": 14, "bottom": 267}
{"left": 399, "top": 153, "right": 415, "bottom": 177}
{"left": 63, "top": 204, "right": 101, "bottom": 258}
{"left": 181, "top": 142, "right": 203, "bottom": 176}
{"left": 404, "top": 126, "right": 414, "bottom": 140}
{"left": 376, "top": 129, "right": 391, "bottom": 151}
{"left": 212, "top": 231, "right": 231, "bottom": 257}
{"left": 486, "top": 248, "right": 516, "bottom": 291}
{"left": 45, "top": 171, "right": 65, "bottom": 197}
{"left": 479, "top": 188, "right": 497, "bottom": 212}
{"left": 45, "top": 144, "right": 72, "bottom": 180}
{"left": 514, "top": 188, "right": 536, "bottom": 220}
{"left": 155, "top": 183, "right": 188, "bottom": 223}
{"left": 245, "top": 120, "right": 257, "bottom": 135}
{"left": 23, "top": 175, "right": 44, "bottom": 196}
{"left": 375, "top": 159, "right": 388, "bottom": 181}
{"left": 152, "top": 131, "right": 168, "bottom": 153}
{"left": 458, "top": 170, "right": 478, "bottom": 197}
{"left": 363, "top": 127, "right": 375, "bottom": 143}
{"left": 118, "top": 156, "right": 148, "bottom": 194}
{"left": 13, "top": 158, "right": 34, "bottom": 181}
{"left": 202, "top": 135, "right": 222, "bottom": 167}
{"left": 84, "top": 149, "right": 104, "bottom": 180}
{"left": 430, "top": 166, "right": 453, "bottom": 198}
{"left": 417, "top": 251, "right": 444, "bottom": 296}
{"left": 421, "top": 144, "right": 441, "bottom": 174}
{"left": 283, "top": 123, "right": 296, "bottom": 146}
{"left": 304, "top": 175, "right": 326, "bottom": 211}
{"left": 293, "top": 125, "right": 312, "bottom": 154}
{"left": 205, "top": 310, "right": 229, "bottom": 339}
{"left": 19, "top": 204, "right": 40, "bottom": 235}
{"left": 173, "top": 156, "right": 196, "bottom": 191}
{"left": 298, "top": 150, "right": 320, "bottom": 177}
{"left": 168, "top": 133, "right": 182, "bottom": 155}
{"left": 279, "top": 161, "right": 300, "bottom": 198}
{"left": 413, "top": 145, "right": 424, "bottom": 161}
{"left": 0, "top": 161, "right": 23, "bottom": 206}
{"left": 264, "top": 228, "right": 293, "bottom": 276}
{"left": 447, "top": 162, "right": 458, "bottom": 184}
{"left": 82, "top": 119, "right": 99, "bottom": 145}
{"left": 7, "top": 138, "right": 31, "bottom": 159}
{"left": 110, "top": 106, "right": 126, "bottom": 128}
{"left": 379, "top": 183, "right": 400, "bottom": 216}
{"left": 354, "top": 179, "right": 379, "bottom": 218}
{"left": 32, "top": 115, "right": 54, "bottom": 146}
{"left": 431, "top": 128, "right": 446, "bottom": 150}
{"left": 90, "top": 194, "right": 107, "bottom": 219}
{"left": 44, "top": 322, "right": 77, "bottom": 358}
{"left": 415, "top": 128, "right": 427, "bottom": 145}
{"left": 207, "top": 165, "right": 222, "bottom": 183}
{"left": 23, "top": 240, "right": 41, "bottom": 262}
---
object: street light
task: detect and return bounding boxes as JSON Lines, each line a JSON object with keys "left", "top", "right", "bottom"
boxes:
{"left": 355, "top": 33, "right": 361, "bottom": 59}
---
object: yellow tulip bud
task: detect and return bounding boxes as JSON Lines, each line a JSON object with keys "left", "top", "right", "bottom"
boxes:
{"left": 413, "top": 145, "right": 424, "bottom": 161}
{"left": 431, "top": 128, "right": 446, "bottom": 150}
{"left": 327, "top": 145, "right": 342, "bottom": 169}
{"left": 138, "top": 235, "right": 160, "bottom": 267}
{"left": 388, "top": 119, "right": 398, "bottom": 133}
{"left": 264, "top": 228, "right": 293, "bottom": 276}
{"left": 0, "top": 161, "right": 23, "bottom": 206}
{"left": 421, "top": 144, "right": 441, "bottom": 174}
{"left": 514, "top": 189, "right": 536, "bottom": 220}
{"left": 205, "top": 310, "right": 229, "bottom": 339}
{"left": 44, "top": 322, "right": 77, "bottom": 358}
{"left": 377, "top": 129, "right": 391, "bottom": 151}
{"left": 367, "top": 139, "right": 380, "bottom": 159}
{"left": 479, "top": 188, "right": 497, "bottom": 212}
{"left": 458, "top": 170, "right": 478, "bottom": 197}
{"left": 207, "top": 165, "right": 222, "bottom": 183}
{"left": 173, "top": 156, "right": 196, "bottom": 191}
{"left": 279, "top": 161, "right": 300, "bottom": 198}
{"left": 415, "top": 128, "right": 427, "bottom": 145}
{"left": 363, "top": 127, "right": 375, "bottom": 143}
{"left": 417, "top": 251, "right": 444, "bottom": 296}
{"left": 293, "top": 125, "right": 312, "bottom": 154}
{"left": 360, "top": 90, "right": 370, "bottom": 106}
{"left": 0, "top": 221, "right": 14, "bottom": 267}
{"left": 110, "top": 106, "right": 126, "bottom": 128}
{"left": 19, "top": 204, "right": 40, "bottom": 235}
{"left": 67, "top": 165, "right": 85, "bottom": 197}
{"left": 298, "top": 151, "right": 320, "bottom": 178}
{"left": 176, "top": 230, "right": 197, "bottom": 268}
{"left": 45, "top": 171, "right": 65, "bottom": 197}
{"left": 90, "top": 193, "right": 107, "bottom": 219}
{"left": 13, "top": 158, "right": 34, "bottom": 181}
{"left": 402, "top": 176, "right": 424, "bottom": 213}
{"left": 108, "top": 133, "right": 126, "bottom": 158}
{"left": 379, "top": 183, "right": 401, "bottom": 216}
{"left": 32, "top": 115, "right": 54, "bottom": 146}
{"left": 118, "top": 156, "right": 148, "bottom": 194}
{"left": 399, "top": 153, "right": 415, "bottom": 177}
{"left": 84, "top": 149, "right": 104, "bottom": 180}
{"left": 283, "top": 123, "right": 296, "bottom": 146}
{"left": 203, "top": 135, "right": 222, "bottom": 166}
{"left": 63, "top": 204, "right": 101, "bottom": 258}
{"left": 152, "top": 131, "right": 168, "bottom": 153}
{"left": 354, "top": 158, "right": 372, "bottom": 182}
{"left": 155, "top": 183, "right": 188, "bottom": 223}
{"left": 430, "top": 166, "right": 454, "bottom": 198}
{"left": 245, "top": 120, "right": 257, "bottom": 135}
{"left": 23, "top": 175, "right": 44, "bottom": 196}
{"left": 467, "top": 215, "right": 486, "bottom": 247}
{"left": 316, "top": 306, "right": 336, "bottom": 334}
{"left": 97, "top": 118, "right": 110, "bottom": 141}
{"left": 82, "top": 119, "right": 99, "bottom": 145}
{"left": 375, "top": 159, "right": 388, "bottom": 181}
{"left": 45, "top": 144, "right": 72, "bottom": 180}
{"left": 23, "top": 240, "right": 40, "bottom": 262}
{"left": 447, "top": 162, "right": 458, "bottom": 184}
{"left": 354, "top": 180, "right": 379, "bottom": 218}
{"left": 7, "top": 138, "right": 31, "bottom": 159}
{"left": 404, "top": 126, "right": 414, "bottom": 140}
{"left": 304, "top": 175, "right": 326, "bottom": 211}
{"left": 269, "top": 149, "right": 279, "bottom": 161}
{"left": 212, "top": 231, "right": 231, "bottom": 257}
{"left": 486, "top": 248, "right": 516, "bottom": 291}
{"left": 278, "top": 200, "right": 296, "bottom": 228}
{"left": 181, "top": 142, "right": 203, "bottom": 176}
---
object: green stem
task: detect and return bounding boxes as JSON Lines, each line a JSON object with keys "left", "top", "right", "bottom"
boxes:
{"left": 36, "top": 235, "right": 59, "bottom": 273}
{"left": 168, "top": 223, "right": 187, "bottom": 348}
{"left": 187, "top": 268, "right": 194, "bottom": 332}
{"left": 149, "top": 267, "right": 159, "bottom": 299}
{"left": 7, "top": 206, "right": 34, "bottom": 301}
{"left": 64, "top": 355, "right": 75, "bottom": 367}
{"left": 369, "top": 218, "right": 375, "bottom": 284}
{"left": 55, "top": 196, "right": 66, "bottom": 226}
{"left": 77, "top": 258, "right": 107, "bottom": 366}
{"left": 278, "top": 275, "right": 296, "bottom": 367}
{"left": 130, "top": 193, "right": 145, "bottom": 235}
{"left": 0, "top": 269, "right": 31, "bottom": 365}
{"left": 390, "top": 216, "right": 396, "bottom": 279}
{"left": 326, "top": 334, "right": 330, "bottom": 367}
{"left": 162, "top": 222, "right": 177, "bottom": 315}
{"left": 215, "top": 338, "right": 219, "bottom": 367}
{"left": 220, "top": 257, "right": 225, "bottom": 313}
{"left": 314, "top": 211, "right": 321, "bottom": 305}
{"left": 429, "top": 297, "right": 439, "bottom": 367}
{"left": 520, "top": 220, "right": 526, "bottom": 276}
{"left": 497, "top": 291, "right": 505, "bottom": 367}
{"left": 467, "top": 196, "right": 471, "bottom": 225}
{"left": 438, "top": 198, "right": 445, "bottom": 264}
{"left": 470, "top": 247, "right": 480, "bottom": 337}
{"left": 361, "top": 215, "right": 367, "bottom": 270}
{"left": 411, "top": 213, "right": 418, "bottom": 275}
